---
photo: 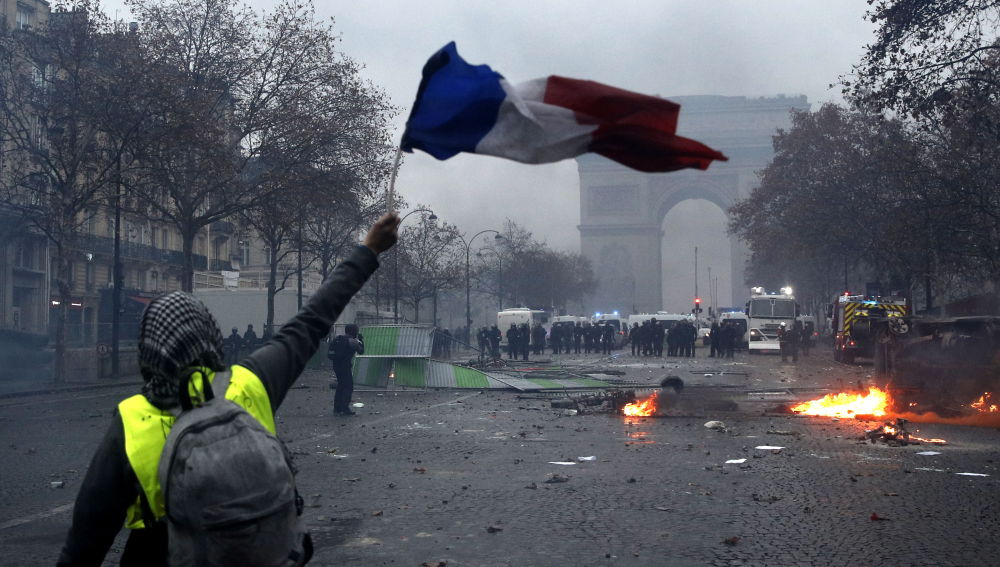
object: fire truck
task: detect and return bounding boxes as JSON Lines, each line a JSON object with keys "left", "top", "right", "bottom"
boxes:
{"left": 746, "top": 286, "right": 798, "bottom": 354}
{"left": 829, "top": 293, "right": 908, "bottom": 364}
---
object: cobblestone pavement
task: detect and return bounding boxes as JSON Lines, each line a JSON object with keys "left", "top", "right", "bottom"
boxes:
{"left": 2, "top": 348, "right": 999, "bottom": 566}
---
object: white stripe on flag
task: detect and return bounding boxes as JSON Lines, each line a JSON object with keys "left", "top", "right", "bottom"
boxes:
{"left": 476, "top": 78, "right": 594, "bottom": 164}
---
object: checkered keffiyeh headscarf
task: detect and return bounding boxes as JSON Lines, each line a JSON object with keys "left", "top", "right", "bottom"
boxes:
{"left": 138, "top": 291, "right": 224, "bottom": 405}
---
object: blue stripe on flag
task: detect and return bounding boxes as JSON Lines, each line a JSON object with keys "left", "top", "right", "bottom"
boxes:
{"left": 401, "top": 42, "right": 506, "bottom": 160}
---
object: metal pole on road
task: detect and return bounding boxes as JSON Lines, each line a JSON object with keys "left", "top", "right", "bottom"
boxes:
{"left": 461, "top": 230, "right": 502, "bottom": 334}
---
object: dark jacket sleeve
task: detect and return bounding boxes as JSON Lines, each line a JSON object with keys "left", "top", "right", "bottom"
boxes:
{"left": 241, "top": 245, "right": 379, "bottom": 412}
{"left": 58, "top": 414, "right": 136, "bottom": 567}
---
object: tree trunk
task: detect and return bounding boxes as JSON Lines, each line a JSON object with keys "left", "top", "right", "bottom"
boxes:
{"left": 432, "top": 289, "right": 438, "bottom": 327}
{"left": 267, "top": 255, "right": 278, "bottom": 336}
{"left": 52, "top": 248, "right": 70, "bottom": 384}
{"left": 181, "top": 229, "right": 196, "bottom": 292}
{"left": 412, "top": 298, "right": 421, "bottom": 323}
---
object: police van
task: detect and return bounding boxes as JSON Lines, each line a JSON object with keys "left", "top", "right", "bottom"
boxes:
{"left": 593, "top": 312, "right": 627, "bottom": 348}
{"left": 497, "top": 308, "right": 550, "bottom": 347}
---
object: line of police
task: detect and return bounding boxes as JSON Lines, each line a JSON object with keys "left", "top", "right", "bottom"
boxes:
{"left": 476, "top": 321, "right": 619, "bottom": 361}
{"left": 473, "top": 318, "right": 748, "bottom": 361}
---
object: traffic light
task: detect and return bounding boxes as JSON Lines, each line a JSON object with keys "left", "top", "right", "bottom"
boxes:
{"left": 693, "top": 297, "right": 703, "bottom": 314}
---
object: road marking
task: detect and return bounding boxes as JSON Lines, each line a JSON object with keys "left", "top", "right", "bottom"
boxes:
{"left": 0, "top": 503, "right": 73, "bottom": 531}
{"left": 289, "top": 391, "right": 482, "bottom": 447}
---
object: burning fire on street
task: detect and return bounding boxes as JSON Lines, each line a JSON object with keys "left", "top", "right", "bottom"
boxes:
{"left": 622, "top": 392, "right": 658, "bottom": 417}
{"left": 789, "top": 386, "right": 890, "bottom": 419}
{"left": 969, "top": 392, "right": 999, "bottom": 413}
{"left": 787, "top": 385, "right": 1000, "bottom": 444}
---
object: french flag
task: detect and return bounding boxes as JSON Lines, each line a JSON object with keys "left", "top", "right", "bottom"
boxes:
{"left": 401, "top": 42, "right": 728, "bottom": 173}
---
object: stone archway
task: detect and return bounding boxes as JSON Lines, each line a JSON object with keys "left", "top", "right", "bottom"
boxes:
{"left": 577, "top": 94, "right": 810, "bottom": 315}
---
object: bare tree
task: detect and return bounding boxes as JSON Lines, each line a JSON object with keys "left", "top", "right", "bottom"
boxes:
{"left": 398, "top": 214, "right": 463, "bottom": 324}
{"left": 124, "top": 0, "right": 396, "bottom": 290}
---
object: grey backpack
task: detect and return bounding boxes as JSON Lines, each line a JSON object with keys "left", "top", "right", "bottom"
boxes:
{"left": 157, "top": 370, "right": 308, "bottom": 566}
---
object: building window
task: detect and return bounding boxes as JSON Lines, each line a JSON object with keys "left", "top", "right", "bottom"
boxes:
{"left": 85, "top": 263, "right": 95, "bottom": 290}
{"left": 240, "top": 240, "right": 251, "bottom": 266}
{"left": 14, "top": 240, "right": 32, "bottom": 269}
{"left": 151, "top": 270, "right": 159, "bottom": 291}
{"left": 16, "top": 5, "right": 34, "bottom": 30}
{"left": 161, "top": 229, "right": 170, "bottom": 250}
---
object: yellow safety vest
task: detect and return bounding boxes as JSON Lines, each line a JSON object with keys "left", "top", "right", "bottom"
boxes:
{"left": 118, "top": 365, "right": 275, "bottom": 529}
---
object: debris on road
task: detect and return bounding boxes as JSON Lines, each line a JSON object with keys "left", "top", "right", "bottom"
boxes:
{"left": 725, "top": 458, "right": 747, "bottom": 464}
{"left": 722, "top": 536, "right": 741, "bottom": 546}
{"left": 704, "top": 420, "right": 726, "bottom": 431}
{"left": 49, "top": 481, "right": 64, "bottom": 489}
{"left": 548, "top": 461, "right": 576, "bottom": 465}
{"left": 545, "top": 474, "right": 570, "bottom": 484}
{"left": 754, "top": 445, "right": 785, "bottom": 450}
{"left": 577, "top": 455, "right": 596, "bottom": 462}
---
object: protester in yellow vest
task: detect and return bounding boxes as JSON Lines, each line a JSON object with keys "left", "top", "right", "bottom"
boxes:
{"left": 57, "top": 213, "right": 400, "bottom": 567}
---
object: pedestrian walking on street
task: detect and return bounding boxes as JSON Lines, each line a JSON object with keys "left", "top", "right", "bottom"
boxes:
{"left": 329, "top": 324, "right": 364, "bottom": 416}
{"left": 56, "top": 213, "right": 399, "bottom": 567}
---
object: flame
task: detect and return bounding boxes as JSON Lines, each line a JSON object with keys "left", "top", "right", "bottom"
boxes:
{"left": 623, "top": 392, "right": 658, "bottom": 417}
{"left": 970, "top": 392, "right": 999, "bottom": 413}
{"left": 790, "top": 387, "right": 890, "bottom": 418}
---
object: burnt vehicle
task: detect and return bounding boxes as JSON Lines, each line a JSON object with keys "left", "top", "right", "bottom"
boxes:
{"left": 869, "top": 314, "right": 1000, "bottom": 413}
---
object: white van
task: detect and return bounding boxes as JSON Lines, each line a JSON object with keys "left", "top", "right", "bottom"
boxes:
{"left": 593, "top": 312, "right": 627, "bottom": 348}
{"left": 497, "top": 308, "right": 550, "bottom": 346}
{"left": 718, "top": 311, "right": 749, "bottom": 345}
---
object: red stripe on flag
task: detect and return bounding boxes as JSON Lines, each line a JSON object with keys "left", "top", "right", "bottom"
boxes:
{"left": 542, "top": 75, "right": 726, "bottom": 173}
{"left": 543, "top": 76, "right": 680, "bottom": 133}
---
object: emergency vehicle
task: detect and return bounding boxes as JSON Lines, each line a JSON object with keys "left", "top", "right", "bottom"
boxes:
{"left": 592, "top": 311, "right": 627, "bottom": 348}
{"left": 718, "top": 311, "right": 749, "bottom": 346}
{"left": 746, "top": 286, "right": 798, "bottom": 353}
{"left": 829, "top": 293, "right": 908, "bottom": 364}
{"left": 497, "top": 308, "right": 550, "bottom": 348}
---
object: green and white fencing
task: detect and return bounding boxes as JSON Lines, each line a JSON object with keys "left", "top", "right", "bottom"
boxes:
{"left": 351, "top": 325, "right": 611, "bottom": 391}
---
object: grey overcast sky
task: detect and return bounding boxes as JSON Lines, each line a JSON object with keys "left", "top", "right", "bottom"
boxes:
{"left": 102, "top": 0, "right": 876, "bottom": 253}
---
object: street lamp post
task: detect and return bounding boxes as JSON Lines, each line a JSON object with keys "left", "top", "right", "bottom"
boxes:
{"left": 394, "top": 208, "right": 436, "bottom": 323}
{"left": 477, "top": 247, "right": 503, "bottom": 311}
{"left": 460, "top": 230, "right": 503, "bottom": 337}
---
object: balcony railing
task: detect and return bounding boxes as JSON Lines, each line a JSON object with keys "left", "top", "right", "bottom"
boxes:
{"left": 75, "top": 234, "right": 207, "bottom": 269}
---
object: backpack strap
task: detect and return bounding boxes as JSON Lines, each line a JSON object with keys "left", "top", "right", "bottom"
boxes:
{"left": 177, "top": 368, "right": 233, "bottom": 412}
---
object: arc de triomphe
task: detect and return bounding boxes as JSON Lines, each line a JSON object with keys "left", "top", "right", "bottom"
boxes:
{"left": 577, "top": 94, "right": 810, "bottom": 315}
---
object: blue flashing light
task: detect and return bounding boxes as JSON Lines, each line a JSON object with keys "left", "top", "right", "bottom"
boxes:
{"left": 613, "top": 310, "right": 619, "bottom": 316}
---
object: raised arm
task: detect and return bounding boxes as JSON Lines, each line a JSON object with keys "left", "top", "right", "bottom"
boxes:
{"left": 241, "top": 213, "right": 399, "bottom": 410}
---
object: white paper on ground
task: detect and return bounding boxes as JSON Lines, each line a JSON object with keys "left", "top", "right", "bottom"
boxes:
{"left": 914, "top": 467, "right": 946, "bottom": 472}
{"left": 548, "top": 462, "right": 576, "bottom": 465}
{"left": 754, "top": 446, "right": 785, "bottom": 450}
{"left": 955, "top": 472, "right": 989, "bottom": 477}
{"left": 577, "top": 456, "right": 597, "bottom": 462}
{"left": 916, "top": 451, "right": 941, "bottom": 456}
{"left": 725, "top": 458, "right": 747, "bottom": 464}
